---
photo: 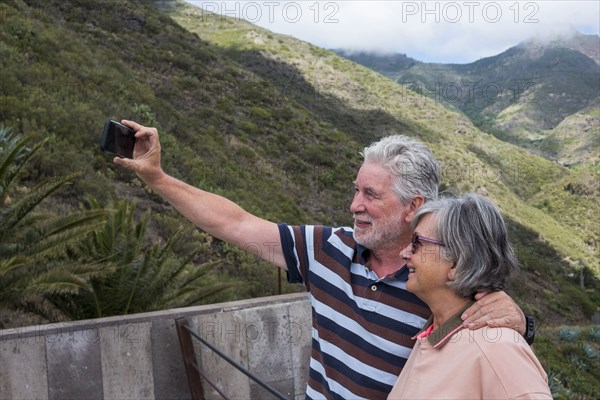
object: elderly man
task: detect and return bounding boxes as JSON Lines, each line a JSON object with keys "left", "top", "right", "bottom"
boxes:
{"left": 114, "top": 121, "right": 528, "bottom": 400}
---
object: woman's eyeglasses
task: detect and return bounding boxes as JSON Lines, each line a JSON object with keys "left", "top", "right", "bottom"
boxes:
{"left": 411, "top": 233, "right": 445, "bottom": 253}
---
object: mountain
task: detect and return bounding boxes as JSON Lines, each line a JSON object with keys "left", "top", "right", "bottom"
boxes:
{"left": 338, "top": 31, "right": 600, "bottom": 162}
{"left": 2, "top": 0, "right": 597, "bottom": 305}
{"left": 539, "top": 98, "right": 600, "bottom": 165}
{"left": 334, "top": 50, "right": 420, "bottom": 81}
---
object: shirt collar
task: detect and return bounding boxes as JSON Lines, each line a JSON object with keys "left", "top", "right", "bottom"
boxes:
{"left": 357, "top": 243, "right": 369, "bottom": 265}
{"left": 414, "top": 300, "right": 475, "bottom": 349}
{"left": 357, "top": 245, "right": 409, "bottom": 282}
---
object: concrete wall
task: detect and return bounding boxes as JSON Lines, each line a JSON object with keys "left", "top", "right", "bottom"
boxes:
{"left": 0, "top": 293, "right": 312, "bottom": 400}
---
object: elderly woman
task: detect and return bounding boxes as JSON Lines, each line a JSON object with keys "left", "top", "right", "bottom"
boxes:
{"left": 388, "top": 194, "right": 551, "bottom": 399}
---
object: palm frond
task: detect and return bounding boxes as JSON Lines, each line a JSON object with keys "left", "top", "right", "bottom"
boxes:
{"left": 0, "top": 128, "right": 114, "bottom": 319}
{"left": 1, "top": 173, "right": 82, "bottom": 234}
{"left": 18, "top": 298, "right": 70, "bottom": 323}
{"left": 0, "top": 128, "right": 47, "bottom": 202}
{"left": 1, "top": 148, "right": 232, "bottom": 322}
{"left": 20, "top": 210, "right": 109, "bottom": 259}
{"left": 0, "top": 255, "right": 28, "bottom": 279}
{"left": 164, "top": 283, "right": 234, "bottom": 309}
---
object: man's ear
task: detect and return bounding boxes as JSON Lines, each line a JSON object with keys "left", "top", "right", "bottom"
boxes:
{"left": 405, "top": 195, "right": 425, "bottom": 223}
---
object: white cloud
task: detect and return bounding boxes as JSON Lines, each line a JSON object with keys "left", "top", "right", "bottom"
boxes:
{"left": 186, "top": 1, "right": 600, "bottom": 63}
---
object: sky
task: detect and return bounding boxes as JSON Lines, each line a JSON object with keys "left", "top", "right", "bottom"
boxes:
{"left": 185, "top": 0, "right": 600, "bottom": 63}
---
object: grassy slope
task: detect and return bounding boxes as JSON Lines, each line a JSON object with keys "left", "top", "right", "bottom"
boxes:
{"left": 1, "top": 0, "right": 596, "bottom": 314}
{"left": 539, "top": 99, "right": 600, "bottom": 164}
{"left": 3, "top": 0, "right": 595, "bottom": 309}
{"left": 0, "top": 0, "right": 360, "bottom": 299}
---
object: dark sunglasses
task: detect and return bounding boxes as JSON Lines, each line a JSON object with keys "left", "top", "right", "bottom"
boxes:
{"left": 411, "top": 232, "right": 445, "bottom": 253}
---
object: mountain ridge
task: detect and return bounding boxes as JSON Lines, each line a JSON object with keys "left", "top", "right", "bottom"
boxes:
{"left": 337, "top": 31, "right": 600, "bottom": 163}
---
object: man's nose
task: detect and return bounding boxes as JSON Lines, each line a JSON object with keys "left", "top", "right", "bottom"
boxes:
{"left": 350, "top": 193, "right": 364, "bottom": 213}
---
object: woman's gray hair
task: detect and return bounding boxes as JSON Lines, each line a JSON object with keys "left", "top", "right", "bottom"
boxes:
{"left": 412, "top": 193, "right": 519, "bottom": 298}
{"left": 362, "top": 135, "right": 440, "bottom": 204}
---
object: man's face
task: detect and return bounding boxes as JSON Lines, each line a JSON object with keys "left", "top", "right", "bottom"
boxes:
{"left": 350, "top": 162, "right": 412, "bottom": 251}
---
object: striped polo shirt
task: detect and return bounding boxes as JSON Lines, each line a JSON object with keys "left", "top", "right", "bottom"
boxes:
{"left": 279, "top": 224, "right": 431, "bottom": 400}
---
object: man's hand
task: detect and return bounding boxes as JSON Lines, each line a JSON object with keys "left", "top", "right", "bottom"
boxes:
{"left": 461, "top": 291, "right": 526, "bottom": 336}
{"left": 113, "top": 120, "right": 164, "bottom": 185}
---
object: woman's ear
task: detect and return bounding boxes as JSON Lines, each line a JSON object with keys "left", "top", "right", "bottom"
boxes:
{"left": 447, "top": 265, "right": 457, "bottom": 281}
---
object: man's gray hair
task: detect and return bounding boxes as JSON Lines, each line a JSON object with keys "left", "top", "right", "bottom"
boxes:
{"left": 362, "top": 135, "right": 440, "bottom": 204}
{"left": 412, "top": 193, "right": 519, "bottom": 298}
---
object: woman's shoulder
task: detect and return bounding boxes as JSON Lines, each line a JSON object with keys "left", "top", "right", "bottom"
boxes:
{"left": 451, "top": 327, "right": 552, "bottom": 399}
{"left": 472, "top": 326, "right": 526, "bottom": 346}
{"left": 458, "top": 326, "right": 533, "bottom": 357}
{"left": 445, "top": 326, "right": 525, "bottom": 347}
{"left": 445, "top": 326, "right": 533, "bottom": 361}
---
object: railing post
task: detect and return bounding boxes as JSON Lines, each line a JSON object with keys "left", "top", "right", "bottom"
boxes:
{"left": 175, "top": 317, "right": 205, "bottom": 400}
{"left": 176, "top": 316, "right": 289, "bottom": 400}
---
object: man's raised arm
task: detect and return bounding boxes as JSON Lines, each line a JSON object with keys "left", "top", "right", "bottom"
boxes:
{"left": 113, "top": 120, "right": 287, "bottom": 269}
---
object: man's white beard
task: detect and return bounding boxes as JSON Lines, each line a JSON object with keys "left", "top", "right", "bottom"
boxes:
{"left": 353, "top": 213, "right": 404, "bottom": 251}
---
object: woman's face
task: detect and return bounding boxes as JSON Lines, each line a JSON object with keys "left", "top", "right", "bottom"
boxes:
{"left": 402, "top": 213, "right": 455, "bottom": 299}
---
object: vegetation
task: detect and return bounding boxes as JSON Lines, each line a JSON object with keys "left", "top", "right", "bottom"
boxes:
{"left": 0, "top": 126, "right": 233, "bottom": 323}
{"left": 0, "top": 126, "right": 107, "bottom": 318}
{"left": 535, "top": 326, "right": 600, "bottom": 399}
{"left": 43, "top": 199, "right": 233, "bottom": 321}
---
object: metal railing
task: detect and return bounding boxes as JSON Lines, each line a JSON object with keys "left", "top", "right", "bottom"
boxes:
{"left": 175, "top": 317, "right": 290, "bottom": 400}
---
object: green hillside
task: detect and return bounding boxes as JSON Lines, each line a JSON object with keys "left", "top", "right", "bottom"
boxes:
{"left": 2, "top": 0, "right": 597, "bottom": 315}
{"left": 538, "top": 99, "right": 600, "bottom": 164}
{"left": 1, "top": 1, "right": 598, "bottom": 396}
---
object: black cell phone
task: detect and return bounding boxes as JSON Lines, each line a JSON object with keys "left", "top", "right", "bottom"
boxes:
{"left": 100, "top": 119, "right": 136, "bottom": 159}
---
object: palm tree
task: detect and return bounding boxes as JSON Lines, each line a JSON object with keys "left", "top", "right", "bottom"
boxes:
{"left": 0, "top": 126, "right": 108, "bottom": 321}
{"left": 44, "top": 199, "right": 233, "bottom": 320}
{"left": 1, "top": 126, "right": 232, "bottom": 324}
